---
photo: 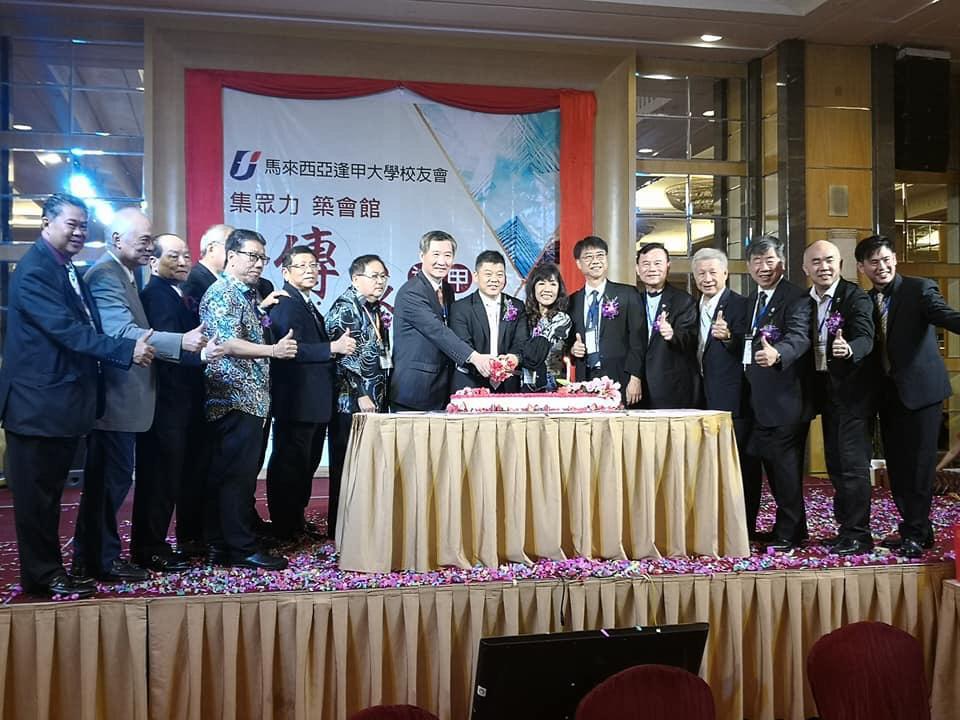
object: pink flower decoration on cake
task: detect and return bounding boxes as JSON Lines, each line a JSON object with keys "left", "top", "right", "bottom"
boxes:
{"left": 600, "top": 297, "right": 620, "bottom": 319}
{"left": 502, "top": 303, "right": 519, "bottom": 322}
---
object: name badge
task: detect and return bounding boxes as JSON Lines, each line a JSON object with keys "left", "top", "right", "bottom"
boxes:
{"left": 379, "top": 354, "right": 393, "bottom": 370}
{"left": 814, "top": 341, "right": 827, "bottom": 371}
{"left": 742, "top": 334, "right": 753, "bottom": 365}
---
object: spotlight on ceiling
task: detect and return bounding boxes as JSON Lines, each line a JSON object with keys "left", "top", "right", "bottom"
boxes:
{"left": 12, "top": 123, "right": 32, "bottom": 131}
{"left": 700, "top": 34, "right": 723, "bottom": 42}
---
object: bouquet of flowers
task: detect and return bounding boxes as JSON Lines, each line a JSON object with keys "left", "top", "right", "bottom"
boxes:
{"left": 759, "top": 323, "right": 781, "bottom": 344}
{"left": 489, "top": 355, "right": 519, "bottom": 385}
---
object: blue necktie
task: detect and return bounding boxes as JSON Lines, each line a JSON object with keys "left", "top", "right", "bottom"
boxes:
{"left": 587, "top": 290, "right": 599, "bottom": 330}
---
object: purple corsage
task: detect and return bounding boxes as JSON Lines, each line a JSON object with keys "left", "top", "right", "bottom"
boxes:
{"left": 260, "top": 314, "right": 272, "bottom": 329}
{"left": 600, "top": 297, "right": 620, "bottom": 319}
{"left": 381, "top": 312, "right": 393, "bottom": 330}
{"left": 502, "top": 303, "right": 519, "bottom": 322}
{"left": 826, "top": 310, "right": 843, "bottom": 336}
{"left": 759, "top": 323, "right": 781, "bottom": 343}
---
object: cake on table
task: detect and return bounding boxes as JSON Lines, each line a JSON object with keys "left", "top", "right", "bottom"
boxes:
{"left": 446, "top": 376, "right": 622, "bottom": 413}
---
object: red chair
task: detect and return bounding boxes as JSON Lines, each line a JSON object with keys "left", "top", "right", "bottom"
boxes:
{"left": 575, "top": 664, "right": 715, "bottom": 720}
{"left": 349, "top": 705, "right": 439, "bottom": 720}
{"left": 807, "top": 621, "right": 930, "bottom": 720}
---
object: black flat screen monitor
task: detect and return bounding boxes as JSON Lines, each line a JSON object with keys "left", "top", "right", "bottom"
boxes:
{"left": 470, "top": 622, "right": 709, "bottom": 720}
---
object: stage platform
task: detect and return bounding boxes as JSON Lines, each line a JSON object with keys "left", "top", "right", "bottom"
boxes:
{"left": 0, "top": 481, "right": 957, "bottom": 720}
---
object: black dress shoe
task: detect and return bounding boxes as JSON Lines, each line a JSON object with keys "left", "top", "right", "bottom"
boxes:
{"left": 765, "top": 537, "right": 797, "bottom": 552}
{"left": 897, "top": 537, "right": 924, "bottom": 559}
{"left": 69, "top": 573, "right": 97, "bottom": 588}
{"left": 749, "top": 530, "right": 775, "bottom": 542}
{"left": 177, "top": 540, "right": 208, "bottom": 559}
{"left": 831, "top": 537, "right": 874, "bottom": 556}
{"left": 821, "top": 535, "right": 842, "bottom": 548}
{"left": 207, "top": 544, "right": 229, "bottom": 566}
{"left": 25, "top": 574, "right": 96, "bottom": 599}
{"left": 99, "top": 560, "right": 149, "bottom": 583}
{"left": 880, "top": 535, "right": 902, "bottom": 550}
{"left": 137, "top": 552, "right": 192, "bottom": 573}
{"left": 226, "top": 551, "right": 288, "bottom": 571}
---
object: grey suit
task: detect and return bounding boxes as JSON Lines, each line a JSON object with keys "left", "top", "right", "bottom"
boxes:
{"left": 73, "top": 253, "right": 185, "bottom": 575}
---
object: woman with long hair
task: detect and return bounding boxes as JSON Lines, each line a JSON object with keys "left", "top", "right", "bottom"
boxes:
{"left": 521, "top": 262, "right": 572, "bottom": 391}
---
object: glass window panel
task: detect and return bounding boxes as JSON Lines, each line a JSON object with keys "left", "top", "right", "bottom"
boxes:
{"left": 8, "top": 151, "right": 144, "bottom": 200}
{"left": 690, "top": 119, "right": 743, "bottom": 161}
{"left": 9, "top": 84, "right": 71, "bottom": 133}
{"left": 8, "top": 38, "right": 72, "bottom": 85}
{"left": 904, "top": 183, "right": 949, "bottom": 222}
{"left": 8, "top": 150, "right": 72, "bottom": 197}
{"left": 636, "top": 215, "right": 689, "bottom": 256}
{"left": 894, "top": 183, "right": 906, "bottom": 222}
{"left": 636, "top": 173, "right": 687, "bottom": 216}
{"left": 71, "top": 153, "right": 144, "bottom": 199}
{"left": 690, "top": 77, "right": 723, "bottom": 119}
{"left": 903, "top": 222, "right": 947, "bottom": 262}
{"left": 71, "top": 89, "right": 144, "bottom": 136}
{"left": 636, "top": 77, "right": 688, "bottom": 117}
{"left": 725, "top": 218, "right": 745, "bottom": 259}
{"left": 72, "top": 43, "right": 143, "bottom": 89}
{"left": 636, "top": 117, "right": 687, "bottom": 159}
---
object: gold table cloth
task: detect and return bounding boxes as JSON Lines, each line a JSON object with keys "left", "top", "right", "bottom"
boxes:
{"left": 336, "top": 410, "right": 750, "bottom": 572}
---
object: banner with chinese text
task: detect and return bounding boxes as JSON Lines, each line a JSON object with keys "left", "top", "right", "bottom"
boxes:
{"left": 222, "top": 88, "right": 560, "bottom": 317}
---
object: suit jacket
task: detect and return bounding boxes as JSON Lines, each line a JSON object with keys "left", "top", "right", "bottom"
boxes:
{"left": 700, "top": 288, "right": 749, "bottom": 416}
{"left": 744, "top": 278, "right": 815, "bottom": 427}
{"left": 0, "top": 239, "right": 135, "bottom": 437}
{"left": 182, "top": 262, "right": 217, "bottom": 321}
{"left": 639, "top": 284, "right": 699, "bottom": 409}
{"left": 816, "top": 278, "right": 876, "bottom": 418}
{"left": 84, "top": 253, "right": 183, "bottom": 432}
{"left": 872, "top": 274, "right": 960, "bottom": 410}
{"left": 267, "top": 281, "right": 336, "bottom": 424}
{"left": 449, "top": 291, "right": 529, "bottom": 392}
{"left": 567, "top": 280, "right": 644, "bottom": 395}
{"left": 140, "top": 276, "right": 204, "bottom": 424}
{"left": 390, "top": 271, "right": 474, "bottom": 411}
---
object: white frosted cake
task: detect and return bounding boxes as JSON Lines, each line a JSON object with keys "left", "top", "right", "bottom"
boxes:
{"left": 446, "top": 377, "right": 622, "bottom": 413}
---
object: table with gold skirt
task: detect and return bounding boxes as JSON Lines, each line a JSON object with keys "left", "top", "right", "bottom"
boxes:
{"left": 336, "top": 410, "right": 750, "bottom": 573}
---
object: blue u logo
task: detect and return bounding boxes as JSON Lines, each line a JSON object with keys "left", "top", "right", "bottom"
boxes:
{"left": 229, "top": 150, "right": 261, "bottom": 181}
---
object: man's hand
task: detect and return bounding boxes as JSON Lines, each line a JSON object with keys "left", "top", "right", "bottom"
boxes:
{"left": 755, "top": 335, "right": 780, "bottom": 368}
{"left": 500, "top": 353, "right": 519, "bottom": 369}
{"left": 181, "top": 321, "right": 209, "bottom": 352}
{"left": 626, "top": 375, "right": 642, "bottom": 406}
{"left": 133, "top": 329, "right": 156, "bottom": 367}
{"left": 258, "top": 289, "right": 290, "bottom": 311}
{"left": 570, "top": 332, "right": 586, "bottom": 358}
{"left": 204, "top": 336, "right": 227, "bottom": 362}
{"left": 711, "top": 309, "right": 731, "bottom": 341}
{"left": 657, "top": 311, "right": 674, "bottom": 341}
{"left": 358, "top": 395, "right": 376, "bottom": 412}
{"left": 469, "top": 352, "right": 493, "bottom": 378}
{"left": 331, "top": 329, "right": 357, "bottom": 356}
{"left": 831, "top": 328, "right": 852, "bottom": 358}
{"left": 273, "top": 329, "right": 298, "bottom": 359}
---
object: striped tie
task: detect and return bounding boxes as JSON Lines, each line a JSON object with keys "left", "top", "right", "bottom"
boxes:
{"left": 875, "top": 292, "right": 890, "bottom": 374}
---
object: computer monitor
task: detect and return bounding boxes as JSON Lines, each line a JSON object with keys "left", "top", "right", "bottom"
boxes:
{"left": 470, "top": 622, "right": 709, "bottom": 720}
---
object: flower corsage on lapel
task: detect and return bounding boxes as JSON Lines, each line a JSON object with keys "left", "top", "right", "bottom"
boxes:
{"left": 600, "top": 296, "right": 620, "bottom": 319}
{"left": 502, "top": 302, "right": 519, "bottom": 323}
{"left": 825, "top": 310, "right": 843, "bottom": 336}
{"left": 759, "top": 323, "right": 781, "bottom": 344}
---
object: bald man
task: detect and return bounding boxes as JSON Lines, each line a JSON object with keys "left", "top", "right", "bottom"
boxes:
{"left": 73, "top": 210, "right": 209, "bottom": 582}
{"left": 183, "top": 223, "right": 232, "bottom": 317}
{"left": 802, "top": 240, "right": 876, "bottom": 555}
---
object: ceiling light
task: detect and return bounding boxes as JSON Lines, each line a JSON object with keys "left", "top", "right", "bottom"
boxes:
{"left": 37, "top": 152, "right": 63, "bottom": 166}
{"left": 95, "top": 131, "right": 111, "bottom": 137}
{"left": 12, "top": 123, "right": 32, "bottom": 131}
{"left": 638, "top": 148, "right": 655, "bottom": 154}
{"left": 642, "top": 74, "right": 675, "bottom": 81}
{"left": 700, "top": 34, "right": 723, "bottom": 43}
{"left": 702, "top": 110, "right": 715, "bottom": 117}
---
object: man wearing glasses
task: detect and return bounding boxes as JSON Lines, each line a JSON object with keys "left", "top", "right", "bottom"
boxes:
{"left": 265, "top": 245, "right": 356, "bottom": 541}
{"left": 199, "top": 229, "right": 297, "bottom": 569}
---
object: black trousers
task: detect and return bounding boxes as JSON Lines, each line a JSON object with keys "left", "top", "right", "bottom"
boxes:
{"left": 749, "top": 421, "right": 811, "bottom": 543}
{"left": 815, "top": 373, "right": 873, "bottom": 543}
{"left": 734, "top": 415, "right": 764, "bottom": 534}
{"left": 265, "top": 419, "right": 326, "bottom": 536}
{"left": 205, "top": 411, "right": 265, "bottom": 555}
{"left": 878, "top": 377, "right": 940, "bottom": 544}
{"left": 5, "top": 431, "right": 79, "bottom": 588}
{"left": 327, "top": 411, "right": 355, "bottom": 538}
{"left": 174, "top": 413, "right": 211, "bottom": 546}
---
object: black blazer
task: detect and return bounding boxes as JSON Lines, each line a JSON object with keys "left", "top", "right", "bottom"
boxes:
{"left": 182, "top": 262, "right": 217, "bottom": 321}
{"left": 567, "top": 280, "right": 644, "bottom": 397}
{"left": 267, "top": 281, "right": 336, "bottom": 424}
{"left": 449, "top": 291, "right": 529, "bottom": 392}
{"left": 872, "top": 274, "right": 960, "bottom": 410}
{"left": 700, "top": 288, "right": 749, "bottom": 417}
{"left": 639, "top": 284, "right": 699, "bottom": 409}
{"left": 390, "top": 271, "right": 474, "bottom": 411}
{"left": 0, "top": 239, "right": 134, "bottom": 437}
{"left": 816, "top": 278, "right": 876, "bottom": 418}
{"left": 744, "top": 278, "right": 815, "bottom": 427}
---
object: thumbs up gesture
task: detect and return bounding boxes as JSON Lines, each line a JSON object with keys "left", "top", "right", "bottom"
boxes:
{"left": 754, "top": 333, "right": 780, "bottom": 368}
{"left": 272, "top": 328, "right": 298, "bottom": 359}
{"left": 570, "top": 332, "right": 586, "bottom": 358}
{"left": 133, "top": 329, "right": 156, "bottom": 367}
{"left": 332, "top": 328, "right": 357, "bottom": 356}
{"left": 181, "top": 320, "right": 209, "bottom": 353}
{"left": 711, "top": 309, "right": 730, "bottom": 341}
{"left": 831, "top": 327, "right": 852, "bottom": 358}
{"left": 657, "top": 310, "right": 674, "bottom": 341}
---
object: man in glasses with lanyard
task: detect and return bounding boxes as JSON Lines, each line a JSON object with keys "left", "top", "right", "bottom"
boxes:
{"left": 802, "top": 240, "right": 876, "bottom": 556}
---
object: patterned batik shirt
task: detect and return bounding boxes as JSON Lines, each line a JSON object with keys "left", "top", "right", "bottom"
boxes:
{"left": 199, "top": 273, "right": 270, "bottom": 421}
{"left": 325, "top": 284, "right": 390, "bottom": 413}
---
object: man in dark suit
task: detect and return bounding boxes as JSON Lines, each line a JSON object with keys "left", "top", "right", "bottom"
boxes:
{"left": 692, "top": 247, "right": 763, "bottom": 535}
{"left": 266, "top": 245, "right": 356, "bottom": 540}
{"left": 568, "top": 235, "right": 644, "bottom": 405}
{"left": 450, "top": 250, "right": 528, "bottom": 393}
{"left": 133, "top": 233, "right": 222, "bottom": 569}
{"left": 635, "top": 242, "right": 699, "bottom": 408}
{"left": 390, "top": 230, "right": 493, "bottom": 411}
{"left": 802, "top": 240, "right": 876, "bottom": 555}
{"left": 855, "top": 234, "right": 960, "bottom": 558}
{"left": 743, "top": 235, "right": 815, "bottom": 551}
{"left": 0, "top": 194, "right": 154, "bottom": 598}
{"left": 182, "top": 223, "right": 231, "bottom": 316}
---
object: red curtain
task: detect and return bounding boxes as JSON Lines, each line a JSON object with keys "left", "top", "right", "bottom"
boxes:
{"left": 184, "top": 69, "right": 595, "bottom": 283}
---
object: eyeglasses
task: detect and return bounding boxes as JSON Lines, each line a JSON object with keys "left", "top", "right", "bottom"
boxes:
{"left": 235, "top": 250, "right": 269, "bottom": 264}
{"left": 579, "top": 252, "right": 607, "bottom": 263}
{"left": 289, "top": 262, "right": 320, "bottom": 271}
{"left": 358, "top": 272, "right": 390, "bottom": 282}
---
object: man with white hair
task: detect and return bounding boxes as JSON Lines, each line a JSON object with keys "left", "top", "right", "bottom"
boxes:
{"left": 183, "top": 223, "right": 232, "bottom": 317}
{"left": 73, "top": 208, "right": 209, "bottom": 582}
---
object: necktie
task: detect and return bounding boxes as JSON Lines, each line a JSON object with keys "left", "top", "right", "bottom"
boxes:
{"left": 436, "top": 285, "right": 445, "bottom": 308}
{"left": 587, "top": 290, "right": 599, "bottom": 330}
{"left": 698, "top": 302, "right": 712, "bottom": 363}
{"left": 66, "top": 263, "right": 94, "bottom": 325}
{"left": 307, "top": 298, "right": 324, "bottom": 327}
{"left": 875, "top": 292, "right": 891, "bottom": 373}
{"left": 754, "top": 291, "right": 767, "bottom": 327}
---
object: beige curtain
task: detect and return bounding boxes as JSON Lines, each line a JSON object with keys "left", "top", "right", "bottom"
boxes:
{"left": 931, "top": 578, "right": 960, "bottom": 718}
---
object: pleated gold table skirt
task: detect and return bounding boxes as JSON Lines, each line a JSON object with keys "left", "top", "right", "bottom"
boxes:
{"left": 336, "top": 410, "right": 750, "bottom": 572}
